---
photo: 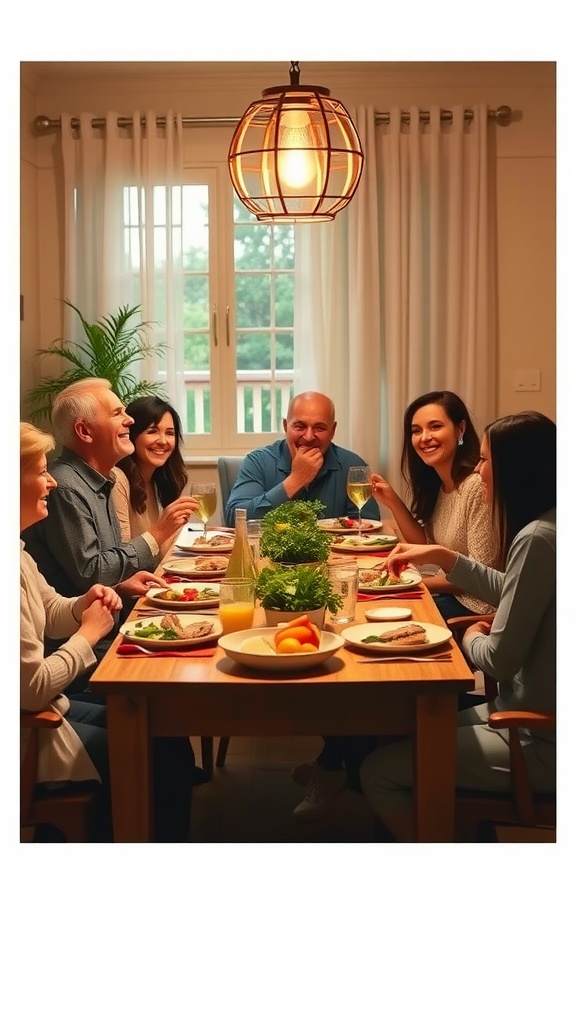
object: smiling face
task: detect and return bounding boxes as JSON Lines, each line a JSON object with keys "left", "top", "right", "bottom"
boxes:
{"left": 133, "top": 411, "right": 176, "bottom": 478}
{"left": 20, "top": 454, "right": 57, "bottom": 531}
{"left": 81, "top": 387, "right": 135, "bottom": 473}
{"left": 283, "top": 394, "right": 336, "bottom": 460}
{"left": 476, "top": 434, "right": 493, "bottom": 504}
{"left": 410, "top": 403, "right": 464, "bottom": 474}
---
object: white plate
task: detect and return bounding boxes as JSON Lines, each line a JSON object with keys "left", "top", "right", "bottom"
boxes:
{"left": 364, "top": 607, "right": 412, "bottom": 622}
{"left": 121, "top": 614, "right": 223, "bottom": 650}
{"left": 341, "top": 621, "right": 452, "bottom": 654}
{"left": 173, "top": 528, "right": 234, "bottom": 553}
{"left": 330, "top": 534, "right": 398, "bottom": 553}
{"left": 145, "top": 582, "right": 221, "bottom": 610}
{"left": 218, "top": 628, "right": 345, "bottom": 673}
{"left": 357, "top": 568, "right": 423, "bottom": 593}
{"left": 317, "top": 518, "right": 382, "bottom": 534}
{"left": 162, "top": 557, "right": 229, "bottom": 579}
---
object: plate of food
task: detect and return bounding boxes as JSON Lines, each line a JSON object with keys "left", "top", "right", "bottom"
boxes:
{"left": 357, "top": 567, "right": 422, "bottom": 593}
{"left": 145, "top": 582, "right": 221, "bottom": 610}
{"left": 317, "top": 517, "right": 382, "bottom": 533}
{"left": 173, "top": 529, "right": 234, "bottom": 553}
{"left": 341, "top": 621, "right": 452, "bottom": 655}
{"left": 120, "top": 614, "right": 223, "bottom": 650}
{"left": 218, "top": 628, "right": 345, "bottom": 673}
{"left": 162, "top": 556, "right": 229, "bottom": 578}
{"left": 330, "top": 534, "right": 398, "bottom": 553}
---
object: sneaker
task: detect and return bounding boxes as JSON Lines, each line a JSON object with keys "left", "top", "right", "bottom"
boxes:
{"left": 291, "top": 760, "right": 317, "bottom": 786}
{"left": 293, "top": 766, "right": 347, "bottom": 822}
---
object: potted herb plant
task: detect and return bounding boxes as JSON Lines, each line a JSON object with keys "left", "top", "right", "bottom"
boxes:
{"left": 256, "top": 500, "right": 342, "bottom": 624}
{"left": 259, "top": 499, "right": 332, "bottom": 565}
{"left": 25, "top": 300, "right": 168, "bottom": 423}
{"left": 255, "top": 563, "right": 342, "bottom": 627}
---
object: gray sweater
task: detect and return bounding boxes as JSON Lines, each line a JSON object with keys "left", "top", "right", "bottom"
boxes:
{"left": 448, "top": 509, "right": 556, "bottom": 716}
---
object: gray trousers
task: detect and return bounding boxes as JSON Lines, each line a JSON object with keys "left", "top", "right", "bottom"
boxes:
{"left": 360, "top": 703, "right": 556, "bottom": 820}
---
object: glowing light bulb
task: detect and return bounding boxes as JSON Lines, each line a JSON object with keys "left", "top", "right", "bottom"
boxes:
{"left": 277, "top": 108, "right": 317, "bottom": 191}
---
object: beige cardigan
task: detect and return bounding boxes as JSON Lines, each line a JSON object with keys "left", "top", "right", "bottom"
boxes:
{"left": 20, "top": 544, "right": 100, "bottom": 783}
{"left": 111, "top": 466, "right": 174, "bottom": 560}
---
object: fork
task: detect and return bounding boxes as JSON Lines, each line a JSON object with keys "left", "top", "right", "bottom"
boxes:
{"left": 357, "top": 655, "right": 452, "bottom": 664}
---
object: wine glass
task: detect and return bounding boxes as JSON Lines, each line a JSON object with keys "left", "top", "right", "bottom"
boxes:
{"left": 346, "top": 466, "right": 372, "bottom": 537}
{"left": 189, "top": 482, "right": 217, "bottom": 541}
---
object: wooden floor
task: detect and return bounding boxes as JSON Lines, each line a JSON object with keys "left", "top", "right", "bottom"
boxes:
{"left": 188, "top": 734, "right": 377, "bottom": 843}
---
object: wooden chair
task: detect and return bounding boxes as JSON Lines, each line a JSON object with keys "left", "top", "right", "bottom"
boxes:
{"left": 200, "top": 736, "right": 229, "bottom": 775}
{"left": 455, "top": 709, "right": 556, "bottom": 840}
{"left": 21, "top": 710, "right": 98, "bottom": 842}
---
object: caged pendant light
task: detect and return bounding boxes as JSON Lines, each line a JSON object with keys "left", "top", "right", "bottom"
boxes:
{"left": 228, "top": 62, "right": 364, "bottom": 222}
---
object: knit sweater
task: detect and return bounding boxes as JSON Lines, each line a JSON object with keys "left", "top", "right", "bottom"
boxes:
{"left": 425, "top": 473, "right": 499, "bottom": 614}
{"left": 20, "top": 544, "right": 100, "bottom": 783}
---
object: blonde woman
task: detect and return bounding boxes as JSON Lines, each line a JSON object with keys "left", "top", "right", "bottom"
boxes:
{"left": 20, "top": 421, "right": 198, "bottom": 841}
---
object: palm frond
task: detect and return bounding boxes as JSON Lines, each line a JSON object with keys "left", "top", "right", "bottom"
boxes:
{"left": 25, "top": 299, "right": 171, "bottom": 422}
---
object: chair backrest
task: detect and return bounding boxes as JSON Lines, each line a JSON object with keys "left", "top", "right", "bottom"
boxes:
{"left": 217, "top": 456, "right": 245, "bottom": 513}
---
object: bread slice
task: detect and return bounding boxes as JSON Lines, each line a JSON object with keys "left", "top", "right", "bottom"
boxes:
{"left": 377, "top": 623, "right": 428, "bottom": 646}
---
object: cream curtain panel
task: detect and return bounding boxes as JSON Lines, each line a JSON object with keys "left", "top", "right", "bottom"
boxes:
{"left": 60, "top": 111, "right": 187, "bottom": 411}
{"left": 294, "top": 103, "right": 497, "bottom": 494}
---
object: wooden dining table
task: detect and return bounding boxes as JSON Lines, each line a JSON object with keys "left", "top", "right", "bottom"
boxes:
{"left": 89, "top": 524, "right": 475, "bottom": 842}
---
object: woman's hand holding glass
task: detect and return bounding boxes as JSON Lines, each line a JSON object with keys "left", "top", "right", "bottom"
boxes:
{"left": 189, "top": 482, "right": 217, "bottom": 540}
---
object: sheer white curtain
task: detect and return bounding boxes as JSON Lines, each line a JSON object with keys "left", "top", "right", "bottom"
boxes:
{"left": 295, "top": 103, "right": 497, "bottom": 494}
{"left": 60, "top": 111, "right": 186, "bottom": 410}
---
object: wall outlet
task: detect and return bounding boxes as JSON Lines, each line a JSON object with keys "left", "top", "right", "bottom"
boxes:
{"left": 514, "top": 370, "right": 541, "bottom": 392}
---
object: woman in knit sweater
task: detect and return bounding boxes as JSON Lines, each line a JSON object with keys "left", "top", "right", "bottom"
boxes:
{"left": 371, "top": 390, "right": 499, "bottom": 619}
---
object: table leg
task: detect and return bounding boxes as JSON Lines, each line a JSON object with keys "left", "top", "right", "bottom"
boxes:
{"left": 107, "top": 693, "right": 152, "bottom": 842}
{"left": 414, "top": 693, "right": 458, "bottom": 841}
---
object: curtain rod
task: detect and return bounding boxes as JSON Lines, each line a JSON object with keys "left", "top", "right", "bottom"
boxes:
{"left": 33, "top": 106, "right": 512, "bottom": 133}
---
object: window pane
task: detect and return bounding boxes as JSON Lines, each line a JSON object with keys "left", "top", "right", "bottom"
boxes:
{"left": 274, "top": 275, "right": 294, "bottom": 328}
{"left": 237, "top": 332, "right": 271, "bottom": 371}
{"left": 184, "top": 276, "right": 209, "bottom": 328}
{"left": 275, "top": 332, "right": 294, "bottom": 370}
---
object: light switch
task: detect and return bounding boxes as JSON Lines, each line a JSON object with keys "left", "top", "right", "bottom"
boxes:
{"left": 514, "top": 370, "right": 541, "bottom": 392}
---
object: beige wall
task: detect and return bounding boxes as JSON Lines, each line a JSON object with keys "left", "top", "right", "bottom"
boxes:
{"left": 20, "top": 60, "right": 556, "bottom": 436}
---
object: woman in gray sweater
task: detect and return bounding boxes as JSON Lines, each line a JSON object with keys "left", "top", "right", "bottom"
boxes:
{"left": 360, "top": 411, "right": 556, "bottom": 839}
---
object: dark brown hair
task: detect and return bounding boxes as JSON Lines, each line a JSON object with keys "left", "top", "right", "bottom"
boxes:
{"left": 116, "top": 397, "right": 188, "bottom": 514}
{"left": 401, "top": 390, "right": 480, "bottom": 523}
{"left": 486, "top": 411, "right": 556, "bottom": 563}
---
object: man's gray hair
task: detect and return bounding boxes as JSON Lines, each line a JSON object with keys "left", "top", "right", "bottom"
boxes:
{"left": 51, "top": 378, "right": 113, "bottom": 448}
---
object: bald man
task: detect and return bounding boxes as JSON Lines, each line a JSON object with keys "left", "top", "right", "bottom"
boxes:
{"left": 224, "top": 391, "right": 379, "bottom": 525}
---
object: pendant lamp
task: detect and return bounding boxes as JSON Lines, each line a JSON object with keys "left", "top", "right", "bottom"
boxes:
{"left": 228, "top": 62, "right": 364, "bottom": 222}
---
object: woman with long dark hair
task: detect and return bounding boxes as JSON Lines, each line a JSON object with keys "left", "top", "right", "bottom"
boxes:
{"left": 370, "top": 390, "right": 499, "bottom": 619}
{"left": 360, "top": 411, "right": 556, "bottom": 839}
{"left": 113, "top": 396, "right": 198, "bottom": 559}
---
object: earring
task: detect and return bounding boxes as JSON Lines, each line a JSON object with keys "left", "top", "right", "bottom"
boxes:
{"left": 457, "top": 436, "right": 464, "bottom": 446}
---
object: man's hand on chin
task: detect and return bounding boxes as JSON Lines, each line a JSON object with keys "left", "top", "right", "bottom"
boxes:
{"left": 285, "top": 446, "right": 324, "bottom": 495}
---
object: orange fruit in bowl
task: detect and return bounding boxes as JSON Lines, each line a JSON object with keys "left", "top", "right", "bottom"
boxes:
{"left": 299, "top": 643, "right": 318, "bottom": 653}
{"left": 276, "top": 637, "right": 303, "bottom": 654}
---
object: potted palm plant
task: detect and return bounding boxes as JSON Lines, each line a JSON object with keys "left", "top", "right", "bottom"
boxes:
{"left": 25, "top": 300, "right": 168, "bottom": 423}
{"left": 256, "top": 500, "right": 340, "bottom": 625}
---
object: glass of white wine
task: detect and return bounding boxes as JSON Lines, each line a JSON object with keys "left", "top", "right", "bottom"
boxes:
{"left": 346, "top": 466, "right": 372, "bottom": 537}
{"left": 189, "top": 482, "right": 217, "bottom": 541}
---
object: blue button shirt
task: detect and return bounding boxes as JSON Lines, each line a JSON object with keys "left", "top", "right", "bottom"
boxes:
{"left": 224, "top": 439, "right": 380, "bottom": 526}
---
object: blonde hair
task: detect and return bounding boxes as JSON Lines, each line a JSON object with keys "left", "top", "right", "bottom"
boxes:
{"left": 20, "top": 421, "right": 55, "bottom": 473}
{"left": 51, "top": 378, "right": 112, "bottom": 447}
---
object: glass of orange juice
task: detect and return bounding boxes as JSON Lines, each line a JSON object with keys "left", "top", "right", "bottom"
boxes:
{"left": 218, "top": 577, "right": 256, "bottom": 634}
